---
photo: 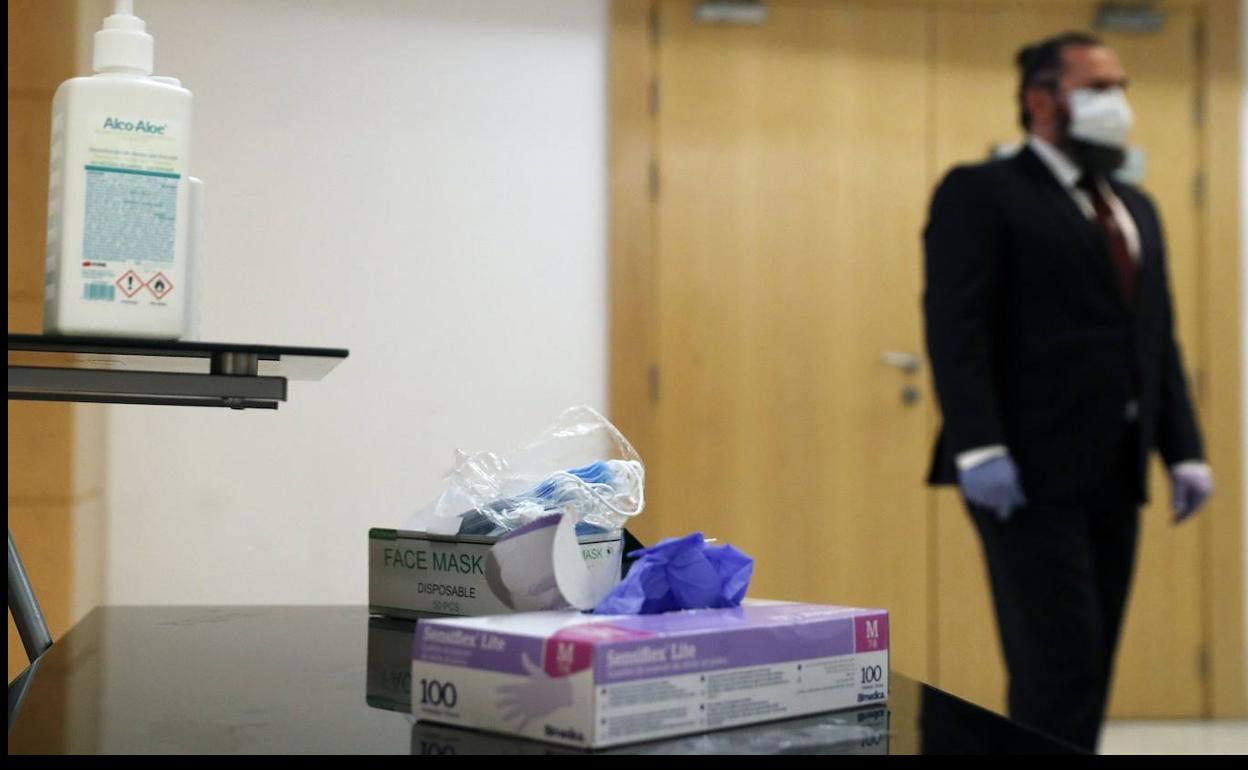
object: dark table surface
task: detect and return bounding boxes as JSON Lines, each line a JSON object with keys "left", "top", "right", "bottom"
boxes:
{"left": 8, "top": 606, "right": 1081, "bottom": 754}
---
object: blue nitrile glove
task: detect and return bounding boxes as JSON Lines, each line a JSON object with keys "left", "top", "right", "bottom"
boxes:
{"left": 593, "top": 532, "right": 753, "bottom": 615}
{"left": 958, "top": 455, "right": 1027, "bottom": 522}
{"left": 1170, "top": 463, "right": 1214, "bottom": 524}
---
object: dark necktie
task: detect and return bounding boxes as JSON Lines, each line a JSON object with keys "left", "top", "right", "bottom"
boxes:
{"left": 1077, "top": 174, "right": 1136, "bottom": 303}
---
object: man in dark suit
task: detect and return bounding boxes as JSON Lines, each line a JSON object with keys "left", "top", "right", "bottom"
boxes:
{"left": 922, "top": 32, "right": 1214, "bottom": 752}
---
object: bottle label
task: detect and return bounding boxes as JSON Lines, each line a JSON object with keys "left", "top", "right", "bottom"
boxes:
{"left": 79, "top": 113, "right": 184, "bottom": 306}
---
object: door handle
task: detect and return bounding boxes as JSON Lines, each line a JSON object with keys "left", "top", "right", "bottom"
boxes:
{"left": 880, "top": 351, "right": 921, "bottom": 374}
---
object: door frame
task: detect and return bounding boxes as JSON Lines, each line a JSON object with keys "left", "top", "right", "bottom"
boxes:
{"left": 1201, "top": 0, "right": 1244, "bottom": 721}
{"left": 607, "top": 0, "right": 1244, "bottom": 717}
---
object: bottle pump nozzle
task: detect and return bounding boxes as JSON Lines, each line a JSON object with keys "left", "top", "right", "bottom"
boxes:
{"left": 93, "top": 0, "right": 154, "bottom": 75}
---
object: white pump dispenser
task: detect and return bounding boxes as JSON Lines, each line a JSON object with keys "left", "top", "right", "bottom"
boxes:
{"left": 44, "top": 0, "right": 194, "bottom": 339}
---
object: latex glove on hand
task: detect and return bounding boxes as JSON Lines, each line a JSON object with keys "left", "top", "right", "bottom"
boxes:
{"left": 494, "top": 652, "right": 574, "bottom": 732}
{"left": 1170, "top": 463, "right": 1214, "bottom": 524}
{"left": 958, "top": 455, "right": 1027, "bottom": 522}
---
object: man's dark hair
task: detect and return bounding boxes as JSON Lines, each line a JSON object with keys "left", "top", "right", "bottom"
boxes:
{"left": 1016, "top": 32, "right": 1105, "bottom": 130}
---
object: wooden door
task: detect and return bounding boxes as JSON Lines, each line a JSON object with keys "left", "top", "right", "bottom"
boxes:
{"left": 651, "top": 0, "right": 933, "bottom": 679}
{"left": 624, "top": 0, "right": 1214, "bottom": 715}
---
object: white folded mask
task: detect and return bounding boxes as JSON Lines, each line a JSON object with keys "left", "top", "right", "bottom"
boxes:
{"left": 1068, "top": 87, "right": 1133, "bottom": 149}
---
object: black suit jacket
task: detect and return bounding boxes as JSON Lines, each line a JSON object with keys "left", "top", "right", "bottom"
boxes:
{"left": 923, "top": 146, "right": 1204, "bottom": 504}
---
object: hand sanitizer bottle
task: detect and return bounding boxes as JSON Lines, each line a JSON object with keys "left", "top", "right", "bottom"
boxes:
{"left": 43, "top": 0, "right": 193, "bottom": 339}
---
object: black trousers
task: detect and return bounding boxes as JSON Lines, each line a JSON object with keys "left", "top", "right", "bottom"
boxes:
{"left": 967, "top": 443, "right": 1141, "bottom": 753}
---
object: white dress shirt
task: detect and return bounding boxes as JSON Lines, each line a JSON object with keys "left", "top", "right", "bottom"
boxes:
{"left": 1026, "top": 135, "right": 1141, "bottom": 262}
{"left": 955, "top": 136, "right": 1207, "bottom": 478}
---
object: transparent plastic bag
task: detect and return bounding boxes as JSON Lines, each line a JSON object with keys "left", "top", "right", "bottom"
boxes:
{"left": 409, "top": 406, "right": 645, "bottom": 537}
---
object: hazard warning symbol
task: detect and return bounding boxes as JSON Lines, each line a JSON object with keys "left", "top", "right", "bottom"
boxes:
{"left": 145, "top": 272, "right": 174, "bottom": 300}
{"left": 116, "top": 269, "right": 143, "bottom": 298}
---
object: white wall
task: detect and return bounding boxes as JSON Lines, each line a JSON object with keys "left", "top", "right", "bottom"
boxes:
{"left": 102, "top": 0, "right": 608, "bottom": 605}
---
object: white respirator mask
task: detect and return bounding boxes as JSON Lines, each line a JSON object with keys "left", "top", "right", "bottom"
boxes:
{"left": 1067, "top": 87, "right": 1133, "bottom": 149}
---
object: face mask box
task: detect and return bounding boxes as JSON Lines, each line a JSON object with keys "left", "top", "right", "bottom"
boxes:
{"left": 411, "top": 602, "right": 889, "bottom": 749}
{"left": 369, "top": 528, "right": 624, "bottom": 619}
{"left": 368, "top": 616, "right": 422, "bottom": 712}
